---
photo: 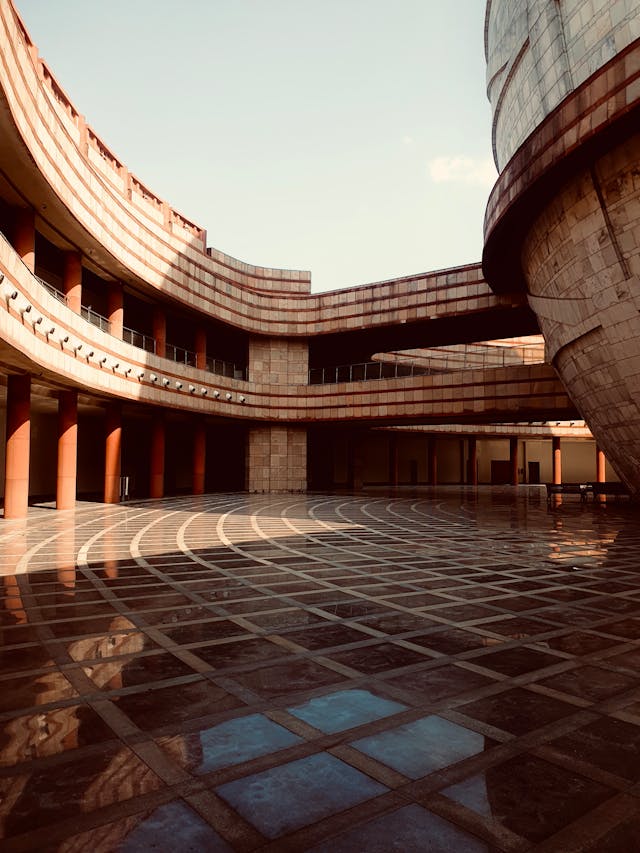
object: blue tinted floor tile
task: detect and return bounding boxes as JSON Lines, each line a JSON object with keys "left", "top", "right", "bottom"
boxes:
{"left": 191, "top": 713, "right": 302, "bottom": 773}
{"left": 307, "top": 804, "right": 489, "bottom": 852}
{"left": 443, "top": 774, "right": 493, "bottom": 817}
{"left": 351, "top": 715, "right": 486, "bottom": 779}
{"left": 216, "top": 752, "right": 388, "bottom": 838}
{"left": 117, "top": 801, "right": 233, "bottom": 852}
{"left": 287, "top": 688, "right": 406, "bottom": 733}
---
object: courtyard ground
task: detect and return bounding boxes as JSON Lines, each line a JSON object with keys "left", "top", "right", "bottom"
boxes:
{"left": 1, "top": 488, "right": 640, "bottom": 851}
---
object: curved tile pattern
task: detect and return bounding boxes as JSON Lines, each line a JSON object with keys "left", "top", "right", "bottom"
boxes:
{"left": 1, "top": 491, "right": 639, "bottom": 848}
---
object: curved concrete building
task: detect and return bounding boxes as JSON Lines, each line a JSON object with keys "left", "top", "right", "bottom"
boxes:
{"left": 483, "top": 1, "right": 640, "bottom": 492}
{"left": 0, "top": 0, "right": 615, "bottom": 518}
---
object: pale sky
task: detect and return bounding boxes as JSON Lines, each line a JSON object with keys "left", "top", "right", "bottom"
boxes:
{"left": 16, "top": 1, "right": 495, "bottom": 292}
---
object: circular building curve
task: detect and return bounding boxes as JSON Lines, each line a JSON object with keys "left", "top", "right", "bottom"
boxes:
{"left": 483, "top": 0, "right": 640, "bottom": 492}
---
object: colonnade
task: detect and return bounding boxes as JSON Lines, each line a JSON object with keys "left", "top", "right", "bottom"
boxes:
{"left": 3, "top": 379, "right": 210, "bottom": 518}
{"left": 343, "top": 433, "right": 610, "bottom": 491}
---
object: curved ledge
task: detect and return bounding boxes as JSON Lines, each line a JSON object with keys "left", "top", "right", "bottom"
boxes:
{"left": 483, "top": 38, "right": 640, "bottom": 295}
{"left": 0, "top": 232, "right": 568, "bottom": 425}
{"left": 0, "top": 1, "right": 515, "bottom": 339}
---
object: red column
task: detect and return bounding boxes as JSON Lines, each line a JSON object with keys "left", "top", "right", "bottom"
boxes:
{"left": 153, "top": 306, "right": 166, "bottom": 359}
{"left": 510, "top": 437, "right": 518, "bottom": 486}
{"left": 4, "top": 375, "right": 31, "bottom": 519}
{"left": 150, "top": 416, "right": 165, "bottom": 499}
{"left": 13, "top": 208, "right": 35, "bottom": 272}
{"left": 596, "top": 445, "right": 606, "bottom": 482}
{"left": 552, "top": 436, "right": 562, "bottom": 485}
{"left": 107, "top": 281, "right": 124, "bottom": 339}
{"left": 195, "top": 326, "right": 207, "bottom": 371}
{"left": 104, "top": 403, "right": 122, "bottom": 504}
{"left": 193, "top": 420, "right": 206, "bottom": 495}
{"left": 56, "top": 390, "right": 78, "bottom": 511}
{"left": 468, "top": 437, "right": 478, "bottom": 485}
{"left": 428, "top": 437, "right": 437, "bottom": 486}
{"left": 63, "top": 252, "right": 82, "bottom": 313}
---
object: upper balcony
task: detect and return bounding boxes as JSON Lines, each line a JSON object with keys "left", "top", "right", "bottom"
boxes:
{"left": 0, "top": 0, "right": 535, "bottom": 344}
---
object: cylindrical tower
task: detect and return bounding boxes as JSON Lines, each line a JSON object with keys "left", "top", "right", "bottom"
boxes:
{"left": 483, "top": 0, "right": 640, "bottom": 492}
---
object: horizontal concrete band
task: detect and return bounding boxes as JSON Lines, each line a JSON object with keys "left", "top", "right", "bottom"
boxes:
{"left": 0, "top": 0, "right": 522, "bottom": 339}
{"left": 483, "top": 38, "right": 640, "bottom": 294}
{"left": 0, "top": 283, "right": 571, "bottom": 425}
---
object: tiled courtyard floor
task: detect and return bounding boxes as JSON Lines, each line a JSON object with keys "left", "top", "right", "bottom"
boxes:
{"left": 1, "top": 488, "right": 640, "bottom": 851}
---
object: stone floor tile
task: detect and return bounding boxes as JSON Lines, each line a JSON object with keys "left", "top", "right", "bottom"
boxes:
{"left": 160, "top": 713, "right": 302, "bottom": 774}
{"left": 0, "top": 490, "right": 639, "bottom": 850}
{"left": 307, "top": 803, "right": 491, "bottom": 852}
{"left": 458, "top": 686, "right": 577, "bottom": 734}
{"left": 442, "top": 753, "right": 614, "bottom": 842}
{"left": 351, "top": 715, "right": 486, "bottom": 778}
{"left": 216, "top": 752, "right": 388, "bottom": 838}
{"left": 287, "top": 688, "right": 407, "bottom": 733}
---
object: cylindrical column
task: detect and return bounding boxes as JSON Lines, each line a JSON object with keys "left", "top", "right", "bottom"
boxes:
{"left": 150, "top": 416, "right": 165, "bottom": 499}
{"left": 63, "top": 252, "right": 82, "bottom": 313}
{"left": 13, "top": 208, "right": 35, "bottom": 272}
{"left": 56, "top": 390, "right": 78, "bottom": 511}
{"left": 104, "top": 403, "right": 122, "bottom": 504}
{"left": 468, "top": 437, "right": 478, "bottom": 485}
{"left": 107, "top": 281, "right": 124, "bottom": 339}
{"left": 596, "top": 445, "right": 606, "bottom": 482}
{"left": 193, "top": 420, "right": 206, "bottom": 495}
{"left": 510, "top": 437, "right": 518, "bottom": 486}
{"left": 195, "top": 326, "right": 207, "bottom": 371}
{"left": 552, "top": 436, "right": 562, "bottom": 485}
{"left": 153, "top": 306, "right": 166, "bottom": 359}
{"left": 428, "top": 437, "right": 437, "bottom": 486}
{"left": 4, "top": 374, "right": 31, "bottom": 519}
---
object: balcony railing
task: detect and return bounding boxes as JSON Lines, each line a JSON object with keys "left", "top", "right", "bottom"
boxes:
{"left": 81, "top": 305, "right": 111, "bottom": 334}
{"left": 36, "top": 276, "right": 67, "bottom": 304}
{"left": 166, "top": 342, "right": 197, "bottom": 367}
{"left": 123, "top": 326, "right": 156, "bottom": 353}
{"left": 206, "top": 356, "right": 247, "bottom": 381}
{"left": 163, "top": 343, "right": 249, "bottom": 379}
{"left": 27, "top": 270, "right": 249, "bottom": 385}
{"left": 309, "top": 361, "right": 429, "bottom": 385}
{"left": 310, "top": 344, "right": 546, "bottom": 385}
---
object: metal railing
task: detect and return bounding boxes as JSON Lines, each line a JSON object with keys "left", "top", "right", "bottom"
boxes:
{"left": 80, "top": 305, "right": 111, "bottom": 333}
{"left": 166, "top": 342, "right": 197, "bottom": 367}
{"left": 36, "top": 276, "right": 67, "bottom": 304}
{"left": 206, "top": 356, "right": 247, "bottom": 381}
{"left": 309, "top": 361, "right": 429, "bottom": 385}
{"left": 310, "top": 344, "right": 546, "bottom": 385}
{"left": 37, "top": 276, "right": 112, "bottom": 335}
{"left": 29, "top": 271, "right": 244, "bottom": 383}
{"left": 123, "top": 326, "right": 156, "bottom": 353}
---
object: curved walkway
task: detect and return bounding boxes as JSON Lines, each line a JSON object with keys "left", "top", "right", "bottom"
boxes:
{"left": 1, "top": 491, "right": 640, "bottom": 851}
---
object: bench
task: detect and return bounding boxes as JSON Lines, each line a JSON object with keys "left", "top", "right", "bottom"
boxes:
{"left": 545, "top": 483, "right": 590, "bottom": 502}
{"left": 587, "top": 481, "right": 631, "bottom": 499}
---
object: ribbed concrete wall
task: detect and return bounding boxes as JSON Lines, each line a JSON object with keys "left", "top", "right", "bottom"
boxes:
{"left": 484, "top": 0, "right": 640, "bottom": 492}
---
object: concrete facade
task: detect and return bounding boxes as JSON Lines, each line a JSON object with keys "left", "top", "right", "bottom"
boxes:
{"left": 484, "top": 0, "right": 640, "bottom": 494}
{"left": 0, "top": 0, "right": 629, "bottom": 515}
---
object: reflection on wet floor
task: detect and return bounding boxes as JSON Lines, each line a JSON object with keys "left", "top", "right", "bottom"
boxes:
{"left": 0, "top": 488, "right": 639, "bottom": 850}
